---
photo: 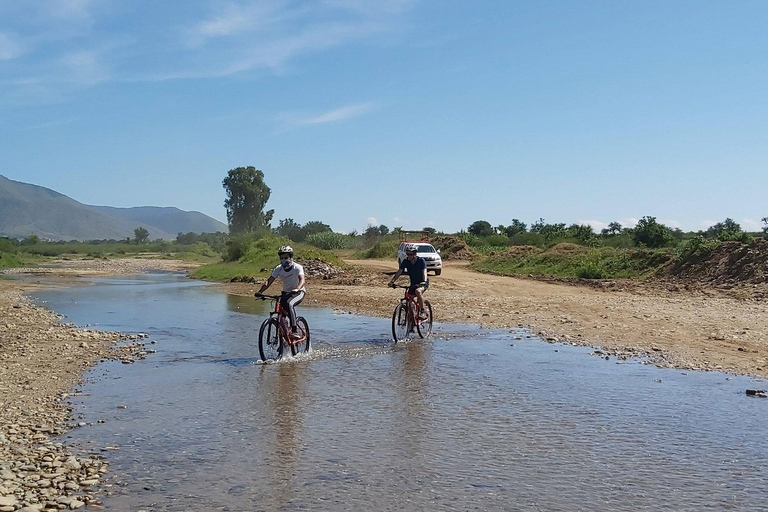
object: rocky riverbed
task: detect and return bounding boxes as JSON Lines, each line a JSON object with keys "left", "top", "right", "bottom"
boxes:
{"left": 0, "top": 262, "right": 169, "bottom": 511}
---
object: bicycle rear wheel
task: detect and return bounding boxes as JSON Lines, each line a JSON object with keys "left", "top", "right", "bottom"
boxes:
{"left": 416, "top": 300, "right": 433, "bottom": 338}
{"left": 391, "top": 302, "right": 410, "bottom": 342}
{"left": 289, "top": 317, "right": 311, "bottom": 355}
{"left": 258, "top": 318, "right": 283, "bottom": 361}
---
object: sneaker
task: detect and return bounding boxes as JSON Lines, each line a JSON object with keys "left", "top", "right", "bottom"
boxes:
{"left": 418, "top": 312, "right": 428, "bottom": 321}
{"left": 290, "top": 331, "right": 303, "bottom": 341}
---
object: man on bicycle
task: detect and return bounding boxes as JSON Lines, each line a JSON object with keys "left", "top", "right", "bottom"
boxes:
{"left": 388, "top": 243, "right": 429, "bottom": 319}
{"left": 255, "top": 245, "right": 306, "bottom": 340}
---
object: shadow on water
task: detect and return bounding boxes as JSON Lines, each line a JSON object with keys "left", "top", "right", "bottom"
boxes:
{"left": 33, "top": 273, "right": 768, "bottom": 512}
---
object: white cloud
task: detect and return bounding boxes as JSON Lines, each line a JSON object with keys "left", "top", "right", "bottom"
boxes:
{"left": 45, "top": 0, "right": 97, "bottom": 20}
{"left": 739, "top": 218, "right": 763, "bottom": 232}
{"left": 1, "top": 0, "right": 414, "bottom": 101}
{"left": 699, "top": 219, "right": 717, "bottom": 230}
{"left": 367, "top": 217, "right": 378, "bottom": 226}
{"left": 284, "top": 102, "right": 376, "bottom": 128}
{"left": 659, "top": 219, "right": 682, "bottom": 229}
{"left": 577, "top": 220, "right": 607, "bottom": 232}
{"left": 0, "top": 32, "right": 25, "bottom": 60}
{"left": 60, "top": 50, "right": 109, "bottom": 85}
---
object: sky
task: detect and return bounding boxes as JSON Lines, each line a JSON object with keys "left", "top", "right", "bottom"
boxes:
{"left": 2, "top": 0, "right": 767, "bottom": 234}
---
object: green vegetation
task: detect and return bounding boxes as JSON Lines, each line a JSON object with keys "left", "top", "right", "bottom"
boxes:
{"left": 193, "top": 235, "right": 343, "bottom": 281}
{"left": 472, "top": 245, "right": 673, "bottom": 280}
{"left": 223, "top": 166, "right": 274, "bottom": 233}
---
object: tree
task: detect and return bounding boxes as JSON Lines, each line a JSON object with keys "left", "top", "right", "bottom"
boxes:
{"left": 601, "top": 221, "right": 622, "bottom": 236}
{"left": 303, "top": 221, "right": 332, "bottom": 237}
{"left": 762, "top": 217, "right": 768, "bottom": 236}
{"left": 223, "top": 166, "right": 274, "bottom": 233}
{"left": 423, "top": 227, "right": 437, "bottom": 235}
{"left": 363, "top": 224, "right": 386, "bottom": 239}
{"left": 705, "top": 218, "right": 742, "bottom": 239}
{"left": 632, "top": 216, "right": 673, "bottom": 248}
{"left": 503, "top": 219, "right": 527, "bottom": 237}
{"left": 468, "top": 220, "right": 493, "bottom": 237}
{"left": 567, "top": 224, "right": 596, "bottom": 243}
{"left": 134, "top": 227, "right": 149, "bottom": 244}
{"left": 276, "top": 218, "right": 304, "bottom": 241}
{"left": 529, "top": 218, "right": 546, "bottom": 234}
{"left": 21, "top": 234, "right": 40, "bottom": 246}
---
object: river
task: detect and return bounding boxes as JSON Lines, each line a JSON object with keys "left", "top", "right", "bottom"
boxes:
{"left": 34, "top": 273, "right": 768, "bottom": 511}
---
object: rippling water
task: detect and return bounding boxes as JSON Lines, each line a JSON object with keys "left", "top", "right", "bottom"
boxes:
{"left": 34, "top": 273, "right": 768, "bottom": 511}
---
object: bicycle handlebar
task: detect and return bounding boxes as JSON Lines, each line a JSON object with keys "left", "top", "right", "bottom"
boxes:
{"left": 255, "top": 293, "right": 282, "bottom": 300}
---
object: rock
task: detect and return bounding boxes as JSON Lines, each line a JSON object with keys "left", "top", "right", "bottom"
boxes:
{"left": 69, "top": 499, "right": 85, "bottom": 509}
{"left": 0, "top": 496, "right": 18, "bottom": 507}
{"left": 746, "top": 389, "right": 767, "bottom": 397}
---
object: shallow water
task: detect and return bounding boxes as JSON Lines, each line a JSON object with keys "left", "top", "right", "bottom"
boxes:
{"left": 34, "top": 273, "right": 768, "bottom": 512}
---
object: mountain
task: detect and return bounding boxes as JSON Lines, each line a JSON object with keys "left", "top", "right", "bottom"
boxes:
{"left": 0, "top": 175, "right": 228, "bottom": 241}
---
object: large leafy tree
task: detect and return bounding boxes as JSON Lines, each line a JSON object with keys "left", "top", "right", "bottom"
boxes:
{"left": 276, "top": 218, "right": 304, "bottom": 241}
{"left": 632, "top": 216, "right": 673, "bottom": 248}
{"left": 134, "top": 227, "right": 149, "bottom": 244}
{"left": 303, "top": 221, "right": 332, "bottom": 236}
{"left": 467, "top": 220, "right": 493, "bottom": 237}
{"left": 223, "top": 167, "right": 274, "bottom": 233}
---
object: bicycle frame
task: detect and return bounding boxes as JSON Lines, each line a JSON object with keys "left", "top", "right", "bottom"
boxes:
{"left": 260, "top": 295, "right": 307, "bottom": 346}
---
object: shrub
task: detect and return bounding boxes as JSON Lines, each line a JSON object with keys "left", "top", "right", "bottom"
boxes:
{"left": 305, "top": 231, "right": 353, "bottom": 250}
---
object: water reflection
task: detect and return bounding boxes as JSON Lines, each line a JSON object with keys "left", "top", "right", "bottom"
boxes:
{"left": 261, "top": 362, "right": 306, "bottom": 510}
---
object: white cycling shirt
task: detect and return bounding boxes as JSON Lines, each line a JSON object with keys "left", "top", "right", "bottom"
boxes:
{"left": 271, "top": 262, "right": 306, "bottom": 293}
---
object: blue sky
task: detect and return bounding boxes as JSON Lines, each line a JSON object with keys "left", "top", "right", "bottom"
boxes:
{"left": 2, "top": 0, "right": 767, "bottom": 234}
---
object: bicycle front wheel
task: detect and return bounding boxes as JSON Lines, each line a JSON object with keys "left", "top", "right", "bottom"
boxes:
{"left": 416, "top": 300, "right": 433, "bottom": 338}
{"left": 290, "top": 317, "right": 311, "bottom": 355}
{"left": 258, "top": 318, "right": 283, "bottom": 362}
{"left": 391, "top": 302, "right": 410, "bottom": 342}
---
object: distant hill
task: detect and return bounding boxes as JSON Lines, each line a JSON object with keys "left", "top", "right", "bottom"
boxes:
{"left": 0, "top": 175, "right": 228, "bottom": 241}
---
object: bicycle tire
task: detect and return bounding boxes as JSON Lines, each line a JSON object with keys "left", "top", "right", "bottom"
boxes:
{"left": 289, "top": 317, "right": 311, "bottom": 355}
{"left": 391, "top": 302, "right": 410, "bottom": 342}
{"left": 258, "top": 317, "right": 283, "bottom": 361}
{"left": 416, "top": 300, "right": 433, "bottom": 338}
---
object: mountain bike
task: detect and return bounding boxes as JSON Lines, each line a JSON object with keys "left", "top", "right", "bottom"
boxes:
{"left": 389, "top": 284, "right": 433, "bottom": 342}
{"left": 256, "top": 293, "right": 310, "bottom": 361}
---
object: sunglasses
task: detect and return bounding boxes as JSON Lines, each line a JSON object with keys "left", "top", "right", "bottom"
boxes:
{"left": 280, "top": 256, "right": 291, "bottom": 261}
{"left": 406, "top": 252, "right": 417, "bottom": 255}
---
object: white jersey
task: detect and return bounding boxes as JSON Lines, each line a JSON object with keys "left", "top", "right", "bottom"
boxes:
{"left": 271, "top": 262, "right": 305, "bottom": 293}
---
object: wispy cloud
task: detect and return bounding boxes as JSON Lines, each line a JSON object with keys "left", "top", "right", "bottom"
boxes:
{"left": 0, "top": 32, "right": 25, "bottom": 60}
{"left": 1, "top": 0, "right": 415, "bottom": 102}
{"left": 282, "top": 102, "right": 376, "bottom": 128}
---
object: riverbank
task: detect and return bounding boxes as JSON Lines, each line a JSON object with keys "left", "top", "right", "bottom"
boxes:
{"left": 0, "top": 259, "right": 185, "bottom": 510}
{"left": 227, "top": 259, "right": 768, "bottom": 380}
{"left": 2, "top": 256, "right": 766, "bottom": 508}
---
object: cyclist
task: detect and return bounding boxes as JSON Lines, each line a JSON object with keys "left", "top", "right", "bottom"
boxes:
{"left": 255, "top": 245, "right": 306, "bottom": 340}
{"left": 388, "top": 243, "right": 429, "bottom": 319}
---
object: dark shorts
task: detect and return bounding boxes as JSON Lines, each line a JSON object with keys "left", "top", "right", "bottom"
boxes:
{"left": 408, "top": 280, "right": 429, "bottom": 295}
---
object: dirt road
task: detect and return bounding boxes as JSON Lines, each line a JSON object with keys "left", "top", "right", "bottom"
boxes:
{"left": 298, "top": 260, "right": 768, "bottom": 379}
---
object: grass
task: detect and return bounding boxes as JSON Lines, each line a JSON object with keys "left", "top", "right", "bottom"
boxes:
{"left": 472, "top": 245, "right": 674, "bottom": 280}
{"left": 193, "top": 235, "right": 344, "bottom": 281}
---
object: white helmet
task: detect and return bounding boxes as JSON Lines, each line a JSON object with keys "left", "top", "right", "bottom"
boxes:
{"left": 278, "top": 245, "right": 293, "bottom": 256}
{"left": 405, "top": 243, "right": 418, "bottom": 253}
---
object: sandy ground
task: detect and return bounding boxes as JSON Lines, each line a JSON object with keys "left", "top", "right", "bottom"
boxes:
{"left": 229, "top": 259, "right": 768, "bottom": 380}
{"left": 2, "top": 256, "right": 766, "bottom": 509}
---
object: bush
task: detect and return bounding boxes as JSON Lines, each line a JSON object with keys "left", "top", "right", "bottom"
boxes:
{"left": 575, "top": 261, "right": 605, "bottom": 279}
{"left": 358, "top": 240, "right": 400, "bottom": 259}
{"left": 305, "top": 231, "right": 353, "bottom": 250}
{"left": 632, "top": 216, "right": 674, "bottom": 248}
